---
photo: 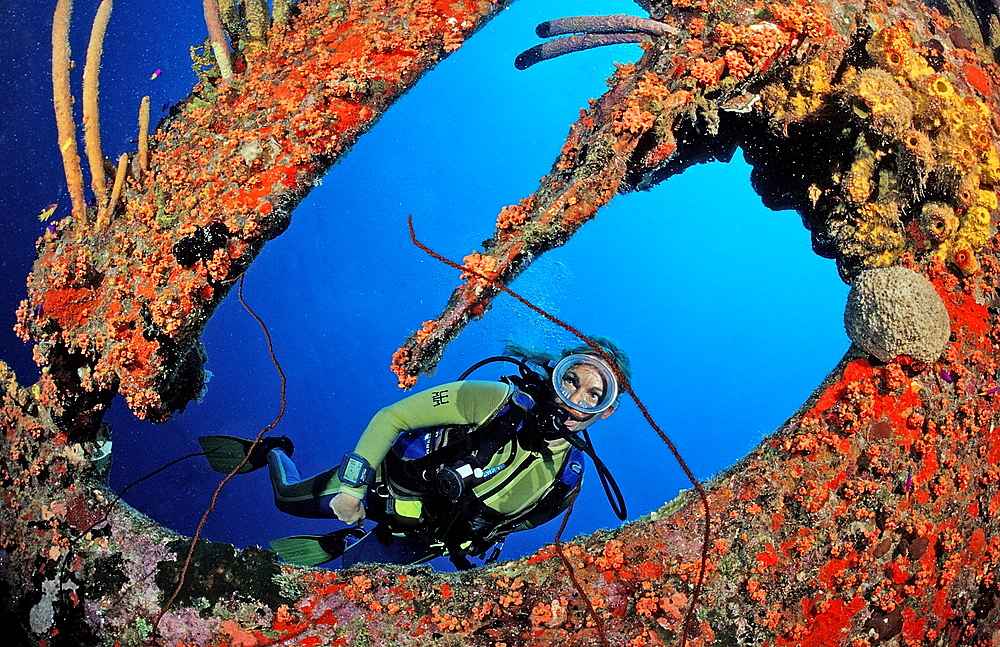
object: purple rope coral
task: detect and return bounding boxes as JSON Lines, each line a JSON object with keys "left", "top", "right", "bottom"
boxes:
{"left": 536, "top": 14, "right": 680, "bottom": 38}
{"left": 515, "top": 14, "right": 679, "bottom": 70}
{"left": 515, "top": 33, "right": 650, "bottom": 70}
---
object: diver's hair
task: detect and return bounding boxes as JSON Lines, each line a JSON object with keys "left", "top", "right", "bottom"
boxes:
{"left": 502, "top": 341, "right": 559, "bottom": 369}
{"left": 564, "top": 335, "right": 633, "bottom": 382}
{"left": 504, "top": 335, "right": 632, "bottom": 382}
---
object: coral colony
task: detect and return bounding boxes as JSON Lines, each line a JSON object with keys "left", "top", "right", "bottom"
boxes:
{"left": 6, "top": 0, "right": 1000, "bottom": 645}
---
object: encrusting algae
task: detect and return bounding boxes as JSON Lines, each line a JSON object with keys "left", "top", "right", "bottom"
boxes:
{"left": 7, "top": 0, "right": 1000, "bottom": 645}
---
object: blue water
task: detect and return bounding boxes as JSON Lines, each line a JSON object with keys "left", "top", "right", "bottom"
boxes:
{"left": 1, "top": 0, "right": 849, "bottom": 569}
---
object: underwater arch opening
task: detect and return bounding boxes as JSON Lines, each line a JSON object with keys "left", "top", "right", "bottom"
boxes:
{"left": 7, "top": 0, "right": 1000, "bottom": 643}
{"left": 93, "top": 0, "right": 851, "bottom": 572}
{"left": 104, "top": 150, "right": 850, "bottom": 570}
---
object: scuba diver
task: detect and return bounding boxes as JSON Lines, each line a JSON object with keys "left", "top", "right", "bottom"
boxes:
{"left": 199, "top": 337, "right": 630, "bottom": 570}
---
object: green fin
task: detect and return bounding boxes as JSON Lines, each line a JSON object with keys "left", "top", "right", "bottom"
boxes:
{"left": 269, "top": 535, "right": 339, "bottom": 567}
{"left": 198, "top": 435, "right": 259, "bottom": 474}
{"left": 270, "top": 528, "right": 367, "bottom": 567}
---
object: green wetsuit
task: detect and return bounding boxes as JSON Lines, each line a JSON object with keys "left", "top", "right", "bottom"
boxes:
{"left": 339, "top": 380, "right": 516, "bottom": 499}
{"left": 344, "top": 380, "right": 569, "bottom": 513}
{"left": 268, "top": 379, "right": 572, "bottom": 527}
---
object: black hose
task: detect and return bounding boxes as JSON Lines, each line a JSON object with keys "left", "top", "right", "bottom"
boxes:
{"left": 457, "top": 356, "right": 532, "bottom": 380}
{"left": 458, "top": 356, "right": 627, "bottom": 519}
{"left": 568, "top": 430, "right": 628, "bottom": 521}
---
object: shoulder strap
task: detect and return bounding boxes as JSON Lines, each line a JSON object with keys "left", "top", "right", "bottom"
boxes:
{"left": 382, "top": 387, "right": 531, "bottom": 500}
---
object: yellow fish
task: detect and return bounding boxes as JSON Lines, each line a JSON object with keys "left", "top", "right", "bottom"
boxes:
{"left": 36, "top": 203, "right": 58, "bottom": 221}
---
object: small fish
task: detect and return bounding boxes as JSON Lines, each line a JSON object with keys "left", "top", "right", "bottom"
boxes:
{"left": 46, "top": 222, "right": 58, "bottom": 235}
{"left": 161, "top": 102, "right": 171, "bottom": 112}
{"left": 150, "top": 68, "right": 163, "bottom": 80}
{"left": 979, "top": 386, "right": 1000, "bottom": 396}
{"left": 939, "top": 369, "right": 954, "bottom": 383}
{"left": 36, "top": 203, "right": 57, "bottom": 221}
{"left": 35, "top": 303, "right": 43, "bottom": 318}
{"left": 904, "top": 473, "right": 914, "bottom": 494}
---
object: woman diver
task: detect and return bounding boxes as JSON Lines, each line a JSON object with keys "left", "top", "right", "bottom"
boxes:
{"left": 199, "top": 337, "right": 630, "bottom": 569}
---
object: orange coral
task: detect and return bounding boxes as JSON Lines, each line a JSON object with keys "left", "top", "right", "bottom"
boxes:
{"left": 460, "top": 251, "right": 500, "bottom": 281}
{"left": 689, "top": 57, "right": 725, "bottom": 86}
{"left": 615, "top": 104, "right": 656, "bottom": 134}
{"left": 688, "top": 16, "right": 706, "bottom": 37}
{"left": 715, "top": 20, "right": 787, "bottom": 68}
{"left": 724, "top": 49, "right": 753, "bottom": 79}
{"left": 768, "top": 1, "right": 833, "bottom": 39}
{"left": 390, "top": 347, "right": 418, "bottom": 389}
{"left": 414, "top": 320, "right": 436, "bottom": 344}
{"left": 496, "top": 201, "right": 528, "bottom": 231}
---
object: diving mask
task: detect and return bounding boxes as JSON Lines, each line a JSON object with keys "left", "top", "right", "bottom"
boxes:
{"left": 551, "top": 353, "right": 619, "bottom": 416}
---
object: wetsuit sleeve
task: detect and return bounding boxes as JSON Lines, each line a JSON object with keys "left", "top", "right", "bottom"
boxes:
{"left": 338, "top": 380, "right": 514, "bottom": 498}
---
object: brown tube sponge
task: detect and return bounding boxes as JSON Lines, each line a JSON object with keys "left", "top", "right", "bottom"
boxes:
{"left": 202, "top": 0, "right": 233, "bottom": 79}
{"left": 83, "top": 0, "right": 113, "bottom": 206}
{"left": 51, "top": 0, "right": 87, "bottom": 222}
{"left": 138, "top": 95, "right": 150, "bottom": 175}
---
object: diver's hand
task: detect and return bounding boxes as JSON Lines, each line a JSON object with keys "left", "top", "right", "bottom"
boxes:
{"left": 330, "top": 493, "right": 366, "bottom": 525}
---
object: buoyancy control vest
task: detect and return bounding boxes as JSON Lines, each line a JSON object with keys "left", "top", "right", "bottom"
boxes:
{"left": 380, "top": 380, "right": 586, "bottom": 564}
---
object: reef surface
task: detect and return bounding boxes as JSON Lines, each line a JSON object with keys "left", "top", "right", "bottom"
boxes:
{"left": 5, "top": 0, "right": 1000, "bottom": 645}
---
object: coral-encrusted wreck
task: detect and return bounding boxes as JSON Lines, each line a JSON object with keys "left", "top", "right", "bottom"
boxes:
{"left": 6, "top": 0, "right": 1000, "bottom": 644}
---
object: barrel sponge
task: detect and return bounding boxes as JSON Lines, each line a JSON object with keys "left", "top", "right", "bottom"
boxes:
{"left": 844, "top": 267, "right": 951, "bottom": 362}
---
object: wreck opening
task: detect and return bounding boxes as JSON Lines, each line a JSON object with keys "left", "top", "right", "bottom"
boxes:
{"left": 102, "top": 144, "right": 849, "bottom": 571}
{"left": 75, "top": 4, "right": 861, "bottom": 579}
{"left": 100, "top": 44, "right": 858, "bottom": 574}
{"left": 6, "top": 0, "right": 1000, "bottom": 641}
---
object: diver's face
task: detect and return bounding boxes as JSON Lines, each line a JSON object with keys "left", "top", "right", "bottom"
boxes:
{"left": 556, "top": 362, "right": 615, "bottom": 430}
